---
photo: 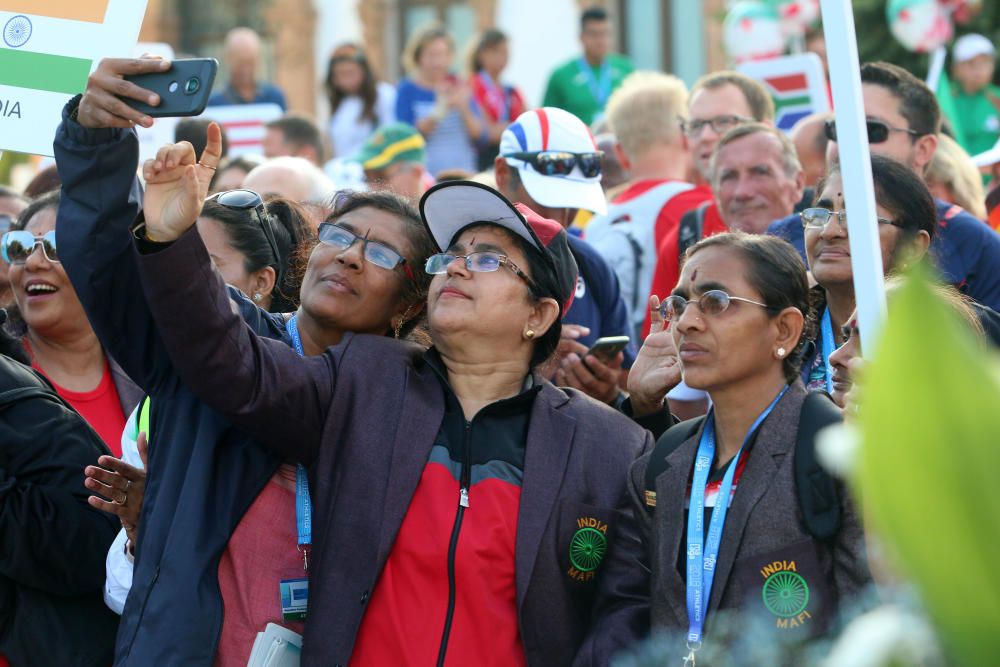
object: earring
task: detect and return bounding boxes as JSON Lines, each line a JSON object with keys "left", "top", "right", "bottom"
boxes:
{"left": 524, "top": 329, "right": 536, "bottom": 340}
{"left": 776, "top": 347, "right": 786, "bottom": 358}
{"left": 252, "top": 293, "right": 262, "bottom": 302}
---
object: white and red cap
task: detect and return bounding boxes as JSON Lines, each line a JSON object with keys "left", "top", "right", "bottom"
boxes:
{"left": 500, "top": 107, "right": 608, "bottom": 215}
{"left": 419, "top": 180, "right": 579, "bottom": 315}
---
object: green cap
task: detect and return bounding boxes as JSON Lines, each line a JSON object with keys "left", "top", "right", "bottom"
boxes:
{"left": 353, "top": 123, "right": 426, "bottom": 170}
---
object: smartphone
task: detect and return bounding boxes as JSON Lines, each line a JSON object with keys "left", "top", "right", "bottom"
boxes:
{"left": 586, "top": 336, "right": 631, "bottom": 361}
{"left": 123, "top": 58, "right": 218, "bottom": 118}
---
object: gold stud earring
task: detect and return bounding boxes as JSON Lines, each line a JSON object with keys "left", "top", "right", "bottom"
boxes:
{"left": 525, "top": 329, "right": 536, "bottom": 340}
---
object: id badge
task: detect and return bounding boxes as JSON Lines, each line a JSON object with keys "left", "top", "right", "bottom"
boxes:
{"left": 279, "top": 577, "right": 308, "bottom": 621}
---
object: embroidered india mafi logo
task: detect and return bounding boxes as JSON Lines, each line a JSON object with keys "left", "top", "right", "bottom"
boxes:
{"left": 759, "top": 559, "right": 811, "bottom": 628}
{"left": 566, "top": 517, "right": 607, "bottom": 582}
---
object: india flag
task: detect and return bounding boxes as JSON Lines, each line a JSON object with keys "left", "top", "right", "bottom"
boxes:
{"left": 0, "top": 0, "right": 147, "bottom": 156}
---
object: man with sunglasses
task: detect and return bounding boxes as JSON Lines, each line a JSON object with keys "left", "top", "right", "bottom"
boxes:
{"left": 767, "top": 61, "right": 1000, "bottom": 311}
{"left": 496, "top": 107, "right": 637, "bottom": 407}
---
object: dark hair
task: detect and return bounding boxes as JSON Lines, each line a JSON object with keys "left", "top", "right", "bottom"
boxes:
{"left": 23, "top": 166, "right": 60, "bottom": 200}
{"left": 860, "top": 61, "right": 940, "bottom": 137}
{"left": 12, "top": 189, "right": 60, "bottom": 232}
{"left": 0, "top": 310, "right": 29, "bottom": 364}
{"left": 691, "top": 71, "right": 775, "bottom": 123}
{"left": 684, "top": 232, "right": 810, "bottom": 383}
{"left": 324, "top": 190, "right": 437, "bottom": 338}
{"left": 265, "top": 114, "right": 326, "bottom": 164}
{"left": 200, "top": 196, "right": 315, "bottom": 313}
{"left": 581, "top": 6, "right": 609, "bottom": 30}
{"left": 175, "top": 118, "right": 230, "bottom": 160}
{"left": 820, "top": 154, "right": 937, "bottom": 243}
{"left": 469, "top": 29, "right": 507, "bottom": 73}
{"left": 325, "top": 44, "right": 380, "bottom": 123}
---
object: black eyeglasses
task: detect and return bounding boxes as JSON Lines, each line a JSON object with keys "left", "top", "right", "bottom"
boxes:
{"left": 425, "top": 251, "right": 535, "bottom": 289}
{"left": 682, "top": 115, "right": 753, "bottom": 138}
{"left": 660, "top": 289, "right": 775, "bottom": 321}
{"left": 317, "top": 222, "right": 415, "bottom": 281}
{"left": 800, "top": 207, "right": 903, "bottom": 230}
{"left": 210, "top": 189, "right": 282, "bottom": 274}
{"left": 823, "top": 118, "right": 920, "bottom": 144}
{"left": 1, "top": 230, "right": 58, "bottom": 264}
{"left": 502, "top": 151, "right": 603, "bottom": 178}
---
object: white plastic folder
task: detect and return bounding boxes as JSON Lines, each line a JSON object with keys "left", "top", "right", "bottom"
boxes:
{"left": 246, "top": 623, "right": 302, "bottom": 667}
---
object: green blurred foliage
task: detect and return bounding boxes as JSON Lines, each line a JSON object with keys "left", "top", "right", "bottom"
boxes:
{"left": 856, "top": 267, "right": 1000, "bottom": 667}
{"left": 853, "top": 1, "right": 1000, "bottom": 80}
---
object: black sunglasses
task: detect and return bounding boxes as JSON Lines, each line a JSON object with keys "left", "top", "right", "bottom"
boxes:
{"left": 503, "top": 150, "right": 603, "bottom": 178}
{"left": 209, "top": 189, "right": 282, "bottom": 276}
{"left": 823, "top": 118, "right": 920, "bottom": 144}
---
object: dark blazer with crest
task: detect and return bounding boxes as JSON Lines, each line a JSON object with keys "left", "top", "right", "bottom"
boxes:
{"left": 628, "top": 383, "right": 871, "bottom": 640}
{"left": 132, "top": 226, "right": 654, "bottom": 667}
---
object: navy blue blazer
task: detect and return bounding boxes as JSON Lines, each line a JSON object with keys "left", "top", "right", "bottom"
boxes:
{"left": 55, "top": 100, "right": 291, "bottom": 666}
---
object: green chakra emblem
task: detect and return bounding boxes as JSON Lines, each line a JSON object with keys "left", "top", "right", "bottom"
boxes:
{"left": 569, "top": 527, "right": 607, "bottom": 572}
{"left": 761, "top": 570, "right": 810, "bottom": 618}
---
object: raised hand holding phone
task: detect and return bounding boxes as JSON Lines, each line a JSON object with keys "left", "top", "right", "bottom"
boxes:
{"left": 141, "top": 123, "right": 223, "bottom": 242}
{"left": 627, "top": 295, "right": 682, "bottom": 416}
{"left": 77, "top": 57, "right": 171, "bottom": 129}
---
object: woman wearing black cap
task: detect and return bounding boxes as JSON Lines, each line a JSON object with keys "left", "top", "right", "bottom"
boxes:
{"left": 119, "top": 134, "right": 653, "bottom": 666}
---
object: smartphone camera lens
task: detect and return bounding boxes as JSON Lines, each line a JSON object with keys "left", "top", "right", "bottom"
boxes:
{"left": 185, "top": 77, "right": 201, "bottom": 95}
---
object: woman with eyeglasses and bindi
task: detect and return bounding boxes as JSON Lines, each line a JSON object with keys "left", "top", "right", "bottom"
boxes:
{"left": 120, "top": 117, "right": 653, "bottom": 665}
{"left": 1, "top": 190, "right": 142, "bottom": 454}
{"left": 623, "top": 232, "right": 871, "bottom": 656}
{"left": 55, "top": 57, "right": 439, "bottom": 667}
{"left": 798, "top": 154, "right": 935, "bottom": 394}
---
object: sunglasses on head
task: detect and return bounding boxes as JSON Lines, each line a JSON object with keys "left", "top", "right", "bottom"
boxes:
{"left": 317, "top": 222, "right": 415, "bottom": 281}
{"left": 503, "top": 151, "right": 603, "bottom": 178}
{"left": 660, "top": 289, "right": 774, "bottom": 321}
{"left": 1, "top": 230, "right": 58, "bottom": 264}
{"left": 823, "top": 118, "right": 920, "bottom": 144}
{"left": 209, "top": 189, "right": 282, "bottom": 274}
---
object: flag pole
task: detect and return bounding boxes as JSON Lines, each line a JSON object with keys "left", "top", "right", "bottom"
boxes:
{"left": 819, "top": 0, "right": 886, "bottom": 354}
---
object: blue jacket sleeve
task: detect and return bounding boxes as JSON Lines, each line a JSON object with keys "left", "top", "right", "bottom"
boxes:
{"left": 395, "top": 81, "right": 417, "bottom": 125}
{"left": 54, "top": 98, "right": 173, "bottom": 394}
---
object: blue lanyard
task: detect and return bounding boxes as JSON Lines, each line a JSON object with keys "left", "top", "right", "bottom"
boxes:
{"left": 286, "top": 316, "right": 312, "bottom": 560}
{"left": 576, "top": 57, "right": 612, "bottom": 106}
{"left": 685, "top": 386, "right": 788, "bottom": 651}
{"left": 820, "top": 308, "right": 836, "bottom": 395}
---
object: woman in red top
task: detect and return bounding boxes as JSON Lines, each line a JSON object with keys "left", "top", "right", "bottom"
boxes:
{"left": 2, "top": 190, "right": 141, "bottom": 453}
{"left": 468, "top": 29, "right": 527, "bottom": 171}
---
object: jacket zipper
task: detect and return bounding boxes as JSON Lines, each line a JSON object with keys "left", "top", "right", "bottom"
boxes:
{"left": 436, "top": 420, "right": 472, "bottom": 667}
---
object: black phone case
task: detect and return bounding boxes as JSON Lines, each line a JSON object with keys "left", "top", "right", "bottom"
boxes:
{"left": 124, "top": 58, "right": 219, "bottom": 117}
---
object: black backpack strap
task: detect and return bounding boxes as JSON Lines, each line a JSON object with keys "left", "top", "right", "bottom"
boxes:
{"left": 677, "top": 202, "right": 709, "bottom": 262}
{"left": 643, "top": 417, "right": 704, "bottom": 512}
{"left": 794, "top": 391, "right": 844, "bottom": 542}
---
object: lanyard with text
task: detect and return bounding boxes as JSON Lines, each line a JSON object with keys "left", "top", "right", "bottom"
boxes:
{"left": 576, "top": 57, "right": 612, "bottom": 107}
{"left": 820, "top": 308, "right": 836, "bottom": 395}
{"left": 684, "top": 386, "right": 788, "bottom": 665}
{"left": 286, "top": 315, "right": 312, "bottom": 571}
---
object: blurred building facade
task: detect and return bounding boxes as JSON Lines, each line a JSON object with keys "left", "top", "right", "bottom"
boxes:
{"left": 139, "top": 0, "right": 727, "bottom": 122}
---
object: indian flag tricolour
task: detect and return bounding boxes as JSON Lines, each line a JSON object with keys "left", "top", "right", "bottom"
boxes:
{"left": 0, "top": 0, "right": 148, "bottom": 156}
